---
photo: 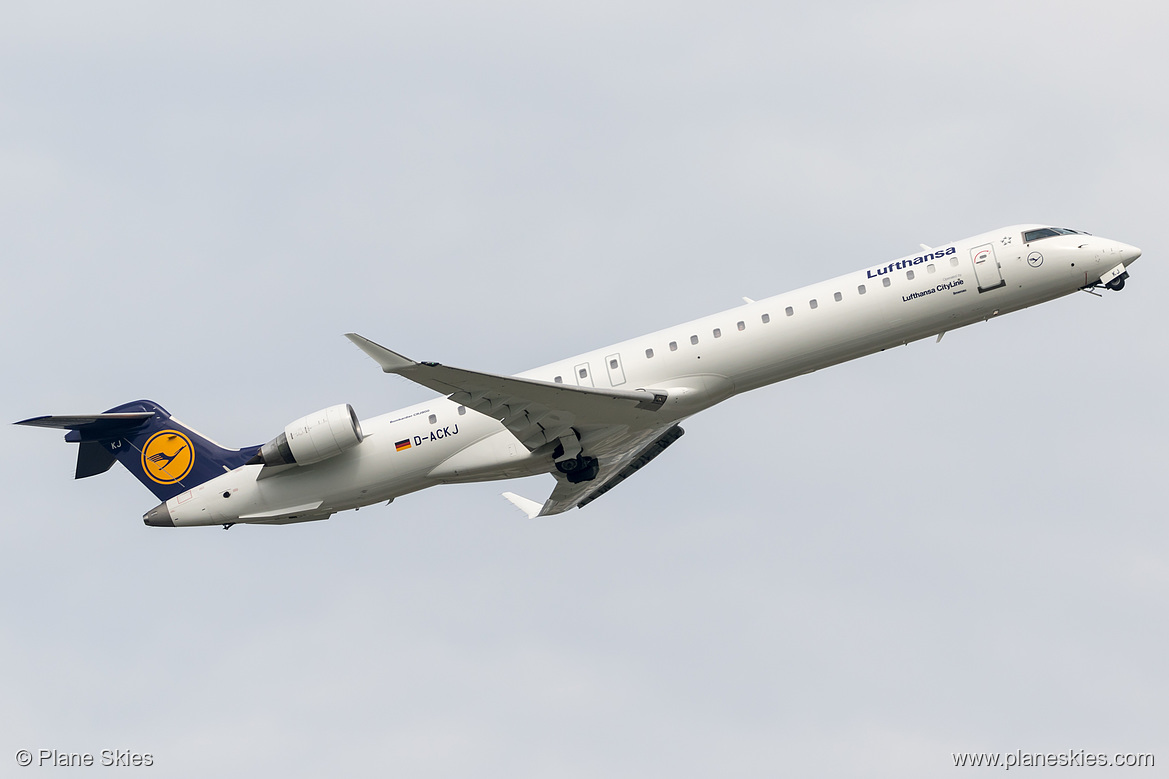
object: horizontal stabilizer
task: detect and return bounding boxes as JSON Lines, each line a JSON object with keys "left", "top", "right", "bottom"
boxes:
{"left": 16, "top": 412, "right": 158, "bottom": 481}
{"left": 15, "top": 412, "right": 155, "bottom": 437}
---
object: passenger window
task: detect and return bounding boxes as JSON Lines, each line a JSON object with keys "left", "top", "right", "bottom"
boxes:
{"left": 713, "top": 328, "right": 721, "bottom": 338}
{"left": 906, "top": 270, "right": 915, "bottom": 280}
{"left": 737, "top": 321, "right": 745, "bottom": 331}
{"left": 669, "top": 341, "right": 678, "bottom": 351}
{"left": 858, "top": 284, "right": 866, "bottom": 294}
{"left": 927, "top": 264, "right": 936, "bottom": 274}
{"left": 882, "top": 277, "right": 891, "bottom": 287}
{"left": 785, "top": 306, "right": 793, "bottom": 317}
{"left": 950, "top": 256, "right": 959, "bottom": 267}
{"left": 554, "top": 376, "right": 563, "bottom": 384}
{"left": 645, "top": 348, "right": 654, "bottom": 358}
{"left": 428, "top": 414, "right": 437, "bottom": 424}
{"left": 458, "top": 406, "right": 466, "bottom": 415}
{"left": 809, "top": 299, "right": 818, "bottom": 309}
{"left": 833, "top": 291, "right": 842, "bottom": 302}
{"left": 690, "top": 335, "right": 699, "bottom": 345}
{"left": 762, "top": 313, "right": 771, "bottom": 324}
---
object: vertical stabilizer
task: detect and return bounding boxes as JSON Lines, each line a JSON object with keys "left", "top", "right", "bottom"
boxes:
{"left": 16, "top": 400, "right": 260, "bottom": 502}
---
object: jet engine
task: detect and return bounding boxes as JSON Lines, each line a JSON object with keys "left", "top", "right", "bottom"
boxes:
{"left": 251, "top": 404, "right": 364, "bottom": 467}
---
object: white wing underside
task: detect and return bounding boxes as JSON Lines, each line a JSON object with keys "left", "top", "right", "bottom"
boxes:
{"left": 346, "top": 333, "right": 684, "bottom": 516}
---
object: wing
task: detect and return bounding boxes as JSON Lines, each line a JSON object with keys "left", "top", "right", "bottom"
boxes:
{"left": 535, "top": 423, "right": 685, "bottom": 515}
{"left": 345, "top": 333, "right": 667, "bottom": 450}
{"left": 346, "top": 333, "right": 684, "bottom": 515}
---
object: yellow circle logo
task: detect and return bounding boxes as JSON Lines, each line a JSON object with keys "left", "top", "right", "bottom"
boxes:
{"left": 141, "top": 430, "right": 195, "bottom": 485}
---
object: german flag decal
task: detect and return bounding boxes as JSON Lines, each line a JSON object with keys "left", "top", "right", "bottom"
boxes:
{"left": 395, "top": 439, "right": 412, "bottom": 452}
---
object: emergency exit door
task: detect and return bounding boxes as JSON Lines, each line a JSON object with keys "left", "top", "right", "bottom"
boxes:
{"left": 605, "top": 353, "right": 627, "bottom": 386}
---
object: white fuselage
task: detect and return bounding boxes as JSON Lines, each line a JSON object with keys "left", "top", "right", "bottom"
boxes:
{"left": 163, "top": 225, "right": 1141, "bottom": 526}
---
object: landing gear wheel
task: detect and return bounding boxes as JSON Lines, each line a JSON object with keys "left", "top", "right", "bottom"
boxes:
{"left": 1107, "top": 276, "right": 1126, "bottom": 291}
{"left": 556, "top": 458, "right": 581, "bottom": 474}
{"left": 566, "top": 456, "right": 599, "bottom": 484}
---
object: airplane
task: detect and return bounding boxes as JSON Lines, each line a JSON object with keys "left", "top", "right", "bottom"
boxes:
{"left": 16, "top": 224, "right": 1141, "bottom": 529}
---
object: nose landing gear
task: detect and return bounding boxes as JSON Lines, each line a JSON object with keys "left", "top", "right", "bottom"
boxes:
{"left": 1081, "top": 264, "right": 1130, "bottom": 296}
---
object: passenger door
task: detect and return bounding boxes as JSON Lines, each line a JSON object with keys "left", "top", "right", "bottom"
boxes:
{"left": 970, "top": 243, "right": 1006, "bottom": 292}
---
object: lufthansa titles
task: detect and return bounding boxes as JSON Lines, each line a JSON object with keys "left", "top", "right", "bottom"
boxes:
{"left": 867, "top": 246, "right": 957, "bottom": 278}
{"left": 902, "top": 278, "right": 965, "bottom": 302}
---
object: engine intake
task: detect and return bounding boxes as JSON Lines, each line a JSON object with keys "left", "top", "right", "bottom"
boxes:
{"left": 253, "top": 404, "right": 364, "bottom": 467}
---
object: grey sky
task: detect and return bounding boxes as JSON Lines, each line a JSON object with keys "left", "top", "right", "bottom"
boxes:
{"left": 3, "top": 2, "right": 1166, "bottom": 776}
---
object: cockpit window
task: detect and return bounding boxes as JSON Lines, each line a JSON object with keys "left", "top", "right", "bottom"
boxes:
{"left": 1023, "top": 227, "right": 1090, "bottom": 243}
{"left": 1024, "top": 228, "right": 1059, "bottom": 242}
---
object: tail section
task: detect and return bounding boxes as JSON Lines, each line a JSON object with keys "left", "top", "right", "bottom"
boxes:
{"left": 16, "top": 400, "right": 260, "bottom": 502}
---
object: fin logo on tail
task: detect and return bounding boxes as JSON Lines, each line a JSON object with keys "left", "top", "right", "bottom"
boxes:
{"left": 141, "top": 430, "right": 194, "bottom": 484}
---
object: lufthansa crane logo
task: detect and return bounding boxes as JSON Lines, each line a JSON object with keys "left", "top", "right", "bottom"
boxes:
{"left": 141, "top": 430, "right": 194, "bottom": 484}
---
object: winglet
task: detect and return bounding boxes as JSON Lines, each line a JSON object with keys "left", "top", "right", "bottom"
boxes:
{"left": 502, "top": 491, "right": 544, "bottom": 519}
{"left": 345, "top": 333, "right": 417, "bottom": 373}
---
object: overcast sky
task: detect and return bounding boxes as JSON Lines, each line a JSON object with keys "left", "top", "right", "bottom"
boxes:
{"left": 2, "top": 2, "right": 1166, "bottom": 776}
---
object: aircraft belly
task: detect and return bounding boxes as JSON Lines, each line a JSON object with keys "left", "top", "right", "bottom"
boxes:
{"left": 427, "top": 429, "right": 544, "bottom": 483}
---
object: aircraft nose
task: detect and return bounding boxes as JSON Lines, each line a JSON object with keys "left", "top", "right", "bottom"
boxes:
{"left": 143, "top": 502, "right": 174, "bottom": 527}
{"left": 1118, "top": 243, "right": 1142, "bottom": 264}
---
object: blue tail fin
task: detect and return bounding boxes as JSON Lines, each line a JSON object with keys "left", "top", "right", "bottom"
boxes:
{"left": 18, "top": 400, "right": 260, "bottom": 502}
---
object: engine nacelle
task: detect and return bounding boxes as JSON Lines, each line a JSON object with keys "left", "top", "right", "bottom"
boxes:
{"left": 253, "top": 404, "right": 364, "bottom": 467}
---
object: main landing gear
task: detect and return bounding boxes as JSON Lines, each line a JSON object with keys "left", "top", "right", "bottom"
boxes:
{"left": 552, "top": 435, "right": 600, "bottom": 484}
{"left": 556, "top": 454, "right": 600, "bottom": 484}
